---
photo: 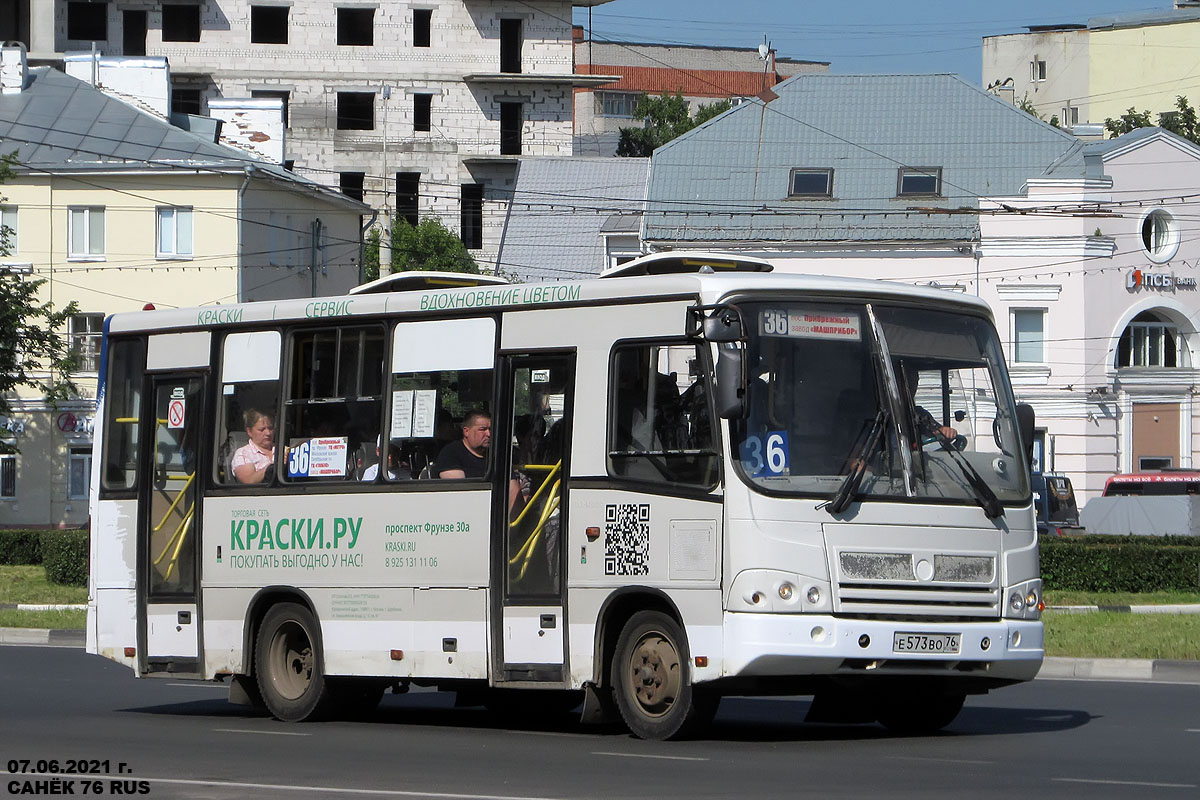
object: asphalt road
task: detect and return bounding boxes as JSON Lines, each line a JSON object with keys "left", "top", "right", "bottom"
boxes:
{"left": 1, "top": 645, "right": 1198, "bottom": 800}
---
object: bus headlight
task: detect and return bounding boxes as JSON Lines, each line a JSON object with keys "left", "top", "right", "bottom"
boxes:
{"left": 806, "top": 586, "right": 821, "bottom": 605}
{"left": 778, "top": 583, "right": 794, "bottom": 600}
{"left": 1009, "top": 592, "right": 1025, "bottom": 612}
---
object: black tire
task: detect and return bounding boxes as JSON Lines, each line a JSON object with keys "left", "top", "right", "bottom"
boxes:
{"left": 255, "top": 602, "right": 332, "bottom": 722}
{"left": 611, "top": 611, "right": 716, "bottom": 740}
{"left": 875, "top": 688, "right": 966, "bottom": 734}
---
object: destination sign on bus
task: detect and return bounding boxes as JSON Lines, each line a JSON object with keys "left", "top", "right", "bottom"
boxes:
{"left": 759, "top": 308, "right": 862, "bottom": 341}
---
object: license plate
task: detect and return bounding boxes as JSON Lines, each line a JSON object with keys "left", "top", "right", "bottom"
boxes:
{"left": 892, "top": 632, "right": 961, "bottom": 654}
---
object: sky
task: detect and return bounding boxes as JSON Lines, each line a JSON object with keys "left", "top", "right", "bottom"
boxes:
{"left": 573, "top": 0, "right": 1177, "bottom": 86}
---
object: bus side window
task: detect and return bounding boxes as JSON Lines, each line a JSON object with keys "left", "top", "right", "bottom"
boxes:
{"left": 216, "top": 331, "right": 281, "bottom": 485}
{"left": 101, "top": 337, "right": 146, "bottom": 492}
{"left": 608, "top": 342, "right": 718, "bottom": 487}
{"left": 388, "top": 318, "right": 497, "bottom": 482}
{"left": 282, "top": 325, "right": 385, "bottom": 482}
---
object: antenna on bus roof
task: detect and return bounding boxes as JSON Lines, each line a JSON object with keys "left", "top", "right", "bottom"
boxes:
{"left": 349, "top": 270, "right": 510, "bottom": 295}
{"left": 598, "top": 251, "right": 773, "bottom": 279}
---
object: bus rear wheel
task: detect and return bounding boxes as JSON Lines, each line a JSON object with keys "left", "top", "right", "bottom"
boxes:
{"left": 255, "top": 602, "right": 331, "bottom": 722}
{"left": 611, "top": 611, "right": 715, "bottom": 740}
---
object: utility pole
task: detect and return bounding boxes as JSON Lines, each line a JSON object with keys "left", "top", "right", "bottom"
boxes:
{"left": 380, "top": 86, "right": 392, "bottom": 273}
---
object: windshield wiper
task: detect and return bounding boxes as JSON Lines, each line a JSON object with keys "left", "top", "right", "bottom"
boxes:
{"left": 825, "top": 409, "right": 887, "bottom": 515}
{"left": 928, "top": 431, "right": 1005, "bottom": 519}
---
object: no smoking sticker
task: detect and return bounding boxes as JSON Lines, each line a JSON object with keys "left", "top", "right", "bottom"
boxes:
{"left": 168, "top": 398, "right": 186, "bottom": 429}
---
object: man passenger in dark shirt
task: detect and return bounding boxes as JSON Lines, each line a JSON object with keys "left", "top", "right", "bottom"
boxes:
{"left": 434, "top": 410, "right": 491, "bottom": 479}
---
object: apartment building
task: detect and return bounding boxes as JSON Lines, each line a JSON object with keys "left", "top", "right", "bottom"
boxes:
{"left": 982, "top": 1, "right": 1200, "bottom": 135}
{"left": 9, "top": 0, "right": 616, "bottom": 270}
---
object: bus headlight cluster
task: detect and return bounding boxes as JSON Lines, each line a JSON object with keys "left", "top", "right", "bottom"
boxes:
{"left": 1009, "top": 592, "right": 1025, "bottom": 612}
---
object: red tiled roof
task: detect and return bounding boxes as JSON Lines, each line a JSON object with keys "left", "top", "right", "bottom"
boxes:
{"left": 577, "top": 64, "right": 781, "bottom": 97}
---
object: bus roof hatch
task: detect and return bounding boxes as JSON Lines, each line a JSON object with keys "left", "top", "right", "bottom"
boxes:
{"left": 599, "top": 251, "right": 774, "bottom": 279}
{"left": 350, "top": 270, "right": 510, "bottom": 295}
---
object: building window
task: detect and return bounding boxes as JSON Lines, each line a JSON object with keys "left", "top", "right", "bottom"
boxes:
{"left": 897, "top": 167, "right": 941, "bottom": 197}
{"left": 413, "top": 8, "right": 431, "bottom": 47}
{"left": 68, "top": 207, "right": 105, "bottom": 259}
{"left": 461, "top": 184, "right": 483, "bottom": 250}
{"left": 162, "top": 4, "right": 201, "bottom": 42}
{"left": 1061, "top": 106, "right": 1079, "bottom": 126}
{"left": 500, "top": 18, "right": 521, "bottom": 74}
{"left": 250, "top": 5, "right": 289, "bottom": 44}
{"left": 1031, "top": 58, "right": 1047, "bottom": 82}
{"left": 251, "top": 89, "right": 290, "bottom": 126}
{"left": 1141, "top": 209, "right": 1179, "bottom": 263}
{"left": 337, "top": 7, "right": 373, "bottom": 46}
{"left": 157, "top": 207, "right": 194, "bottom": 258}
{"left": 397, "top": 172, "right": 419, "bottom": 227}
{"left": 597, "top": 91, "right": 638, "bottom": 118}
{"left": 1012, "top": 308, "right": 1045, "bottom": 364}
{"left": 788, "top": 168, "right": 833, "bottom": 198}
{"left": 1, "top": 206, "right": 17, "bottom": 254}
{"left": 339, "top": 172, "right": 365, "bottom": 202}
{"left": 1139, "top": 456, "right": 1173, "bottom": 471}
{"left": 500, "top": 102, "right": 522, "bottom": 155}
{"left": 0, "top": 454, "right": 15, "bottom": 498}
{"left": 1118, "top": 311, "right": 1180, "bottom": 369}
{"left": 337, "top": 91, "right": 375, "bottom": 130}
{"left": 70, "top": 313, "right": 104, "bottom": 373}
{"left": 172, "top": 86, "right": 202, "bottom": 116}
{"left": 69, "top": 446, "right": 92, "bottom": 499}
{"left": 413, "top": 93, "right": 432, "bottom": 132}
{"left": 67, "top": 1, "right": 108, "bottom": 40}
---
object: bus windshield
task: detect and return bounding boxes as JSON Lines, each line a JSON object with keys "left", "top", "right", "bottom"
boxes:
{"left": 733, "top": 301, "right": 1029, "bottom": 507}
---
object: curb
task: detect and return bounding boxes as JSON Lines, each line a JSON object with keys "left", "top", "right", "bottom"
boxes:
{"left": 1, "top": 628, "right": 1198, "bottom": 684}
{"left": 0, "top": 627, "right": 86, "bottom": 647}
{"left": 1047, "top": 604, "right": 1200, "bottom": 614}
{"left": 1038, "top": 656, "right": 1200, "bottom": 683}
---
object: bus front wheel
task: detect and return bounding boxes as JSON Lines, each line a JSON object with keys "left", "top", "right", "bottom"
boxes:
{"left": 611, "top": 611, "right": 715, "bottom": 740}
{"left": 874, "top": 686, "right": 966, "bottom": 734}
{"left": 255, "top": 602, "right": 332, "bottom": 722}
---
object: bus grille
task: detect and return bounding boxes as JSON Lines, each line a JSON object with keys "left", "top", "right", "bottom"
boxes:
{"left": 834, "top": 551, "right": 1000, "bottom": 618}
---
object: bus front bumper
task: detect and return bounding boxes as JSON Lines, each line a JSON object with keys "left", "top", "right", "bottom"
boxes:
{"left": 722, "top": 612, "right": 1044, "bottom": 684}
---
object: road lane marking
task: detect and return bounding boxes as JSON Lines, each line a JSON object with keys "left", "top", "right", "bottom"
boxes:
{"left": 888, "top": 756, "right": 996, "bottom": 765}
{"left": 592, "top": 751, "right": 708, "bottom": 762}
{"left": 19, "top": 774, "right": 567, "bottom": 800}
{"left": 1054, "top": 778, "right": 1197, "bottom": 789}
{"left": 1188, "top": 729, "right": 1200, "bottom": 733}
{"left": 214, "top": 728, "right": 312, "bottom": 736}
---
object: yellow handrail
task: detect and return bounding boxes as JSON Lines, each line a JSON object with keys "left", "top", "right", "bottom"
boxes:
{"left": 508, "top": 461, "right": 561, "bottom": 529}
{"left": 152, "top": 472, "right": 194, "bottom": 533}
{"left": 154, "top": 502, "right": 194, "bottom": 580}
{"left": 508, "top": 479, "right": 560, "bottom": 581}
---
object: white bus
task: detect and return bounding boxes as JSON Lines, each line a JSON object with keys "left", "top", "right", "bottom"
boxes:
{"left": 87, "top": 253, "right": 1043, "bottom": 740}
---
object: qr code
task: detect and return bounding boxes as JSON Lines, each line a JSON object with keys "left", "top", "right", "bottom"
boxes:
{"left": 604, "top": 503, "right": 650, "bottom": 576}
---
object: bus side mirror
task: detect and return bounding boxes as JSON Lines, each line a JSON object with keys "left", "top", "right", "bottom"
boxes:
{"left": 1016, "top": 403, "right": 1035, "bottom": 469}
{"left": 715, "top": 343, "right": 746, "bottom": 419}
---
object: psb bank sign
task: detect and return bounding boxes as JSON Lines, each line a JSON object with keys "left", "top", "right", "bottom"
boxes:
{"left": 1127, "top": 269, "right": 1197, "bottom": 292}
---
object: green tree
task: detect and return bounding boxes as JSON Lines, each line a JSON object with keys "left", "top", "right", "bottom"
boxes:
{"left": 362, "top": 226, "right": 381, "bottom": 282}
{"left": 1104, "top": 97, "right": 1200, "bottom": 145}
{"left": 390, "top": 218, "right": 478, "bottom": 274}
{"left": 616, "top": 93, "right": 733, "bottom": 157}
{"left": 0, "top": 153, "right": 79, "bottom": 452}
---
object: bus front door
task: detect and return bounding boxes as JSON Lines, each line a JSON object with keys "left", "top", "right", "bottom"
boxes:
{"left": 496, "top": 354, "right": 574, "bottom": 682}
{"left": 138, "top": 375, "right": 204, "bottom": 675}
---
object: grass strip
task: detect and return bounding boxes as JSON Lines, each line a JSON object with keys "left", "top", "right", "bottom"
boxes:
{"left": 1043, "top": 611, "right": 1200, "bottom": 660}
{"left": 0, "top": 565, "right": 88, "bottom": 605}
{"left": 0, "top": 609, "right": 86, "bottom": 630}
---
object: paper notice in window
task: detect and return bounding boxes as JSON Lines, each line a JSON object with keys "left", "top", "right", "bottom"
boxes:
{"left": 412, "top": 390, "right": 437, "bottom": 438}
{"left": 307, "top": 437, "right": 348, "bottom": 477}
{"left": 390, "top": 390, "right": 414, "bottom": 438}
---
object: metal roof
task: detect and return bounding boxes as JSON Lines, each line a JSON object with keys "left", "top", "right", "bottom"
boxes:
{"left": 496, "top": 156, "right": 648, "bottom": 281}
{"left": 0, "top": 66, "right": 367, "bottom": 211}
{"left": 642, "top": 73, "right": 1085, "bottom": 245}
